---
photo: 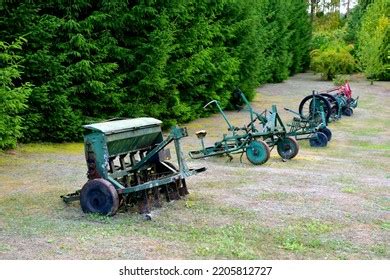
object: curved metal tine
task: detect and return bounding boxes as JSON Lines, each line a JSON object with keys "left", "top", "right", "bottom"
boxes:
{"left": 284, "top": 107, "right": 300, "bottom": 116}
{"left": 203, "top": 99, "right": 234, "bottom": 131}
{"left": 203, "top": 100, "right": 217, "bottom": 109}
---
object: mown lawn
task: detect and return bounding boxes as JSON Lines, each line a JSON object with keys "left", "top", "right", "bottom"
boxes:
{"left": 0, "top": 73, "right": 389, "bottom": 259}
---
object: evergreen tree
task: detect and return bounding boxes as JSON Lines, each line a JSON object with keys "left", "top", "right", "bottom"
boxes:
{"left": 358, "top": 0, "right": 390, "bottom": 81}
{"left": 0, "top": 0, "right": 313, "bottom": 145}
{"left": 0, "top": 38, "right": 31, "bottom": 149}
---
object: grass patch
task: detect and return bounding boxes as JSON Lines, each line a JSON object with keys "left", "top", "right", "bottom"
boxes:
{"left": 332, "top": 175, "right": 362, "bottom": 194}
{"left": 350, "top": 127, "right": 385, "bottom": 137}
{"left": 0, "top": 243, "right": 11, "bottom": 252}
{"left": 280, "top": 235, "right": 305, "bottom": 252}
{"left": 85, "top": 213, "right": 114, "bottom": 224}
{"left": 376, "top": 197, "right": 390, "bottom": 211}
{"left": 341, "top": 187, "right": 358, "bottom": 194}
{"left": 257, "top": 191, "right": 291, "bottom": 201}
{"left": 0, "top": 192, "right": 269, "bottom": 259}
{"left": 370, "top": 244, "right": 389, "bottom": 257}
{"left": 18, "top": 143, "right": 83, "bottom": 154}
{"left": 193, "top": 224, "right": 259, "bottom": 259}
{"left": 276, "top": 220, "right": 336, "bottom": 253}
{"left": 304, "top": 220, "right": 333, "bottom": 234}
{"left": 380, "top": 221, "right": 390, "bottom": 231}
{"left": 350, "top": 140, "right": 390, "bottom": 151}
{"left": 334, "top": 175, "right": 354, "bottom": 185}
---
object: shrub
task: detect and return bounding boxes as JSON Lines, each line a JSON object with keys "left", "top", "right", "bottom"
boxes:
{"left": 310, "top": 43, "right": 357, "bottom": 80}
{"left": 332, "top": 74, "right": 350, "bottom": 86}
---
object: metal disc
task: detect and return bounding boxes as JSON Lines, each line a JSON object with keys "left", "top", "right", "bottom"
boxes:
{"left": 245, "top": 140, "right": 270, "bottom": 165}
{"left": 277, "top": 137, "right": 299, "bottom": 159}
{"left": 80, "top": 178, "right": 119, "bottom": 216}
{"left": 309, "top": 132, "right": 328, "bottom": 147}
{"left": 319, "top": 127, "right": 332, "bottom": 141}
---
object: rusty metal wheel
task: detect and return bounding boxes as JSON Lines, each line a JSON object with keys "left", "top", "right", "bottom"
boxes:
{"left": 80, "top": 179, "right": 119, "bottom": 216}
{"left": 277, "top": 137, "right": 299, "bottom": 159}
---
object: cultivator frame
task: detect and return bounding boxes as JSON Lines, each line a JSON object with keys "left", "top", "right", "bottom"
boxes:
{"left": 286, "top": 91, "right": 332, "bottom": 147}
{"left": 189, "top": 90, "right": 300, "bottom": 164}
{"left": 62, "top": 118, "right": 205, "bottom": 216}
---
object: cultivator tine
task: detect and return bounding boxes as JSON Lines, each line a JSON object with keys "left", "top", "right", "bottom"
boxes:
{"left": 153, "top": 187, "right": 162, "bottom": 208}
{"left": 179, "top": 178, "right": 189, "bottom": 196}
{"left": 164, "top": 185, "right": 171, "bottom": 202}
{"left": 239, "top": 152, "right": 244, "bottom": 163}
{"left": 169, "top": 181, "right": 181, "bottom": 201}
{"left": 137, "top": 190, "right": 150, "bottom": 214}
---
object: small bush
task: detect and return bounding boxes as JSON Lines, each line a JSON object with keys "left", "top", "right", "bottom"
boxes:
{"left": 311, "top": 32, "right": 333, "bottom": 50}
{"left": 310, "top": 43, "right": 357, "bottom": 80}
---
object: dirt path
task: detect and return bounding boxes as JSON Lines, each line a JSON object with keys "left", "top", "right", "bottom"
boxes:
{"left": 0, "top": 73, "right": 389, "bottom": 259}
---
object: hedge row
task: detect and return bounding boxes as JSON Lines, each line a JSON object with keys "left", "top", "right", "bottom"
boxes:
{"left": 0, "top": 0, "right": 311, "bottom": 145}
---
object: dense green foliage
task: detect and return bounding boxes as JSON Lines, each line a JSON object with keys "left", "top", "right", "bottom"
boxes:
{"left": 0, "top": 0, "right": 311, "bottom": 145}
{"left": 357, "top": 0, "right": 390, "bottom": 80}
{"left": 0, "top": 38, "right": 31, "bottom": 149}
{"left": 310, "top": 0, "right": 389, "bottom": 81}
{"left": 310, "top": 30, "right": 356, "bottom": 80}
{"left": 288, "top": 0, "right": 312, "bottom": 75}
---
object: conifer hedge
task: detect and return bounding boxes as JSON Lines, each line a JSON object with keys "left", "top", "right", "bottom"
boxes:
{"left": 0, "top": 0, "right": 311, "bottom": 144}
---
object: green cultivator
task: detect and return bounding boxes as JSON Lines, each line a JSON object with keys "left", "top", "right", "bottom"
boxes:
{"left": 189, "top": 90, "right": 299, "bottom": 165}
{"left": 62, "top": 118, "right": 205, "bottom": 216}
{"left": 189, "top": 88, "right": 339, "bottom": 165}
{"left": 287, "top": 91, "right": 333, "bottom": 147}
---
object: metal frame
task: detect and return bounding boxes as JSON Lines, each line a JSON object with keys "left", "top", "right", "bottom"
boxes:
{"left": 284, "top": 92, "right": 328, "bottom": 142}
{"left": 189, "top": 90, "right": 289, "bottom": 162}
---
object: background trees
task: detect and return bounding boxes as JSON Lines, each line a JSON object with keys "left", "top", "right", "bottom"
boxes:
{"left": 0, "top": 0, "right": 311, "bottom": 145}
{"left": 357, "top": 0, "right": 390, "bottom": 81}
{"left": 309, "top": 0, "right": 389, "bottom": 82}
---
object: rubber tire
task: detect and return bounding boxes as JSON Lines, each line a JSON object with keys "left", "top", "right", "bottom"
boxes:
{"left": 277, "top": 137, "right": 299, "bottom": 159}
{"left": 299, "top": 94, "right": 332, "bottom": 124}
{"left": 319, "top": 127, "right": 332, "bottom": 142}
{"left": 80, "top": 179, "right": 119, "bottom": 216}
{"left": 343, "top": 107, "right": 353, "bottom": 116}
{"left": 246, "top": 140, "right": 270, "bottom": 165}
{"left": 309, "top": 132, "right": 328, "bottom": 147}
